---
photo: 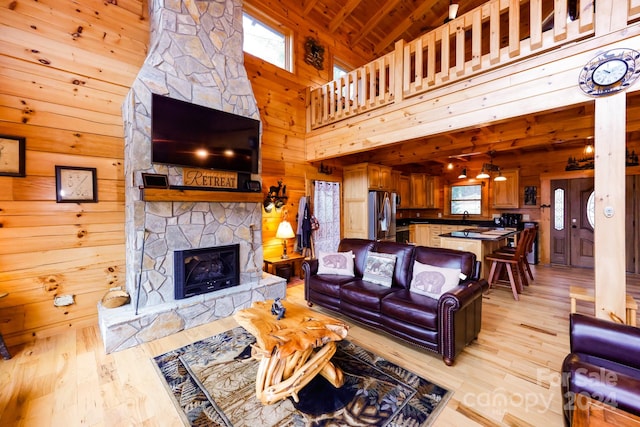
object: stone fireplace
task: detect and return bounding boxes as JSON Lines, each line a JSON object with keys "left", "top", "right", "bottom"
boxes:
{"left": 98, "top": 0, "right": 285, "bottom": 353}
{"left": 174, "top": 244, "right": 240, "bottom": 299}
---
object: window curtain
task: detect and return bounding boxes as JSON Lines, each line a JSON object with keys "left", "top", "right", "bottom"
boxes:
{"left": 313, "top": 181, "right": 341, "bottom": 254}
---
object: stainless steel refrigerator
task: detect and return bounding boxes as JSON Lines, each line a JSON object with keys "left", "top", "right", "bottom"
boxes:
{"left": 368, "top": 191, "right": 397, "bottom": 242}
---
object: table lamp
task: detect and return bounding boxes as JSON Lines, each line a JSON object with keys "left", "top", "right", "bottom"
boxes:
{"left": 275, "top": 219, "right": 295, "bottom": 259}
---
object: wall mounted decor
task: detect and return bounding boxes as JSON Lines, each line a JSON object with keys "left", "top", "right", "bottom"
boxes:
{"left": 141, "top": 173, "right": 169, "bottom": 189}
{"left": 0, "top": 135, "right": 26, "bottom": 177}
{"left": 524, "top": 186, "right": 537, "bottom": 206}
{"left": 55, "top": 166, "right": 98, "bottom": 203}
{"left": 304, "top": 37, "right": 325, "bottom": 70}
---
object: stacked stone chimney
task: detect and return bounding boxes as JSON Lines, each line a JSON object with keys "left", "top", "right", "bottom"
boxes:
{"left": 98, "top": 0, "right": 285, "bottom": 353}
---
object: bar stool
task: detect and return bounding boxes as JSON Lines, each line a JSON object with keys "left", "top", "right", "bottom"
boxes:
{"left": 496, "top": 226, "right": 537, "bottom": 281}
{"left": 486, "top": 229, "right": 532, "bottom": 300}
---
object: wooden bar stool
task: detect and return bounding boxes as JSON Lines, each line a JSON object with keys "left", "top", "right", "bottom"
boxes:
{"left": 496, "top": 226, "right": 537, "bottom": 282}
{"left": 486, "top": 230, "right": 531, "bottom": 300}
{"left": 569, "top": 285, "right": 638, "bottom": 326}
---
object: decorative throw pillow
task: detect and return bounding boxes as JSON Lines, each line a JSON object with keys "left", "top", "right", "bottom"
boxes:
{"left": 362, "top": 251, "right": 397, "bottom": 287}
{"left": 410, "top": 261, "right": 462, "bottom": 299}
{"left": 317, "top": 251, "right": 355, "bottom": 276}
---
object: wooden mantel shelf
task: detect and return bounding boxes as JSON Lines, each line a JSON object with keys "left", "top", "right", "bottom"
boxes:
{"left": 140, "top": 187, "right": 263, "bottom": 203}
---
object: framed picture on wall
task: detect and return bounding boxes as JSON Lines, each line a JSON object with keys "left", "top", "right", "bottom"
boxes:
{"left": 0, "top": 135, "right": 26, "bottom": 177}
{"left": 524, "top": 186, "right": 537, "bottom": 206}
{"left": 55, "top": 166, "right": 98, "bottom": 203}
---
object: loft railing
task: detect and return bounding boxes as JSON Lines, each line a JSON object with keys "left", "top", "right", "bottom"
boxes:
{"left": 308, "top": 0, "right": 638, "bottom": 130}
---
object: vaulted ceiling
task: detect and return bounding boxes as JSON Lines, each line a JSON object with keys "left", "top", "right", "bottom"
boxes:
{"left": 296, "top": 0, "right": 488, "bottom": 57}
{"left": 285, "top": 0, "right": 640, "bottom": 173}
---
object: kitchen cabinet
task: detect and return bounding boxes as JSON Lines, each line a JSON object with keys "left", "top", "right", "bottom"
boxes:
{"left": 409, "top": 224, "right": 430, "bottom": 246}
{"left": 368, "top": 164, "right": 393, "bottom": 190}
{"left": 493, "top": 169, "right": 519, "bottom": 208}
{"left": 410, "top": 174, "right": 441, "bottom": 208}
{"left": 398, "top": 175, "right": 410, "bottom": 208}
{"left": 343, "top": 163, "right": 369, "bottom": 238}
{"left": 391, "top": 170, "right": 401, "bottom": 192}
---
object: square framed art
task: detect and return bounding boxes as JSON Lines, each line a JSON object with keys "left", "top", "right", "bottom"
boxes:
{"left": 0, "top": 135, "right": 26, "bottom": 177}
{"left": 55, "top": 166, "right": 98, "bottom": 203}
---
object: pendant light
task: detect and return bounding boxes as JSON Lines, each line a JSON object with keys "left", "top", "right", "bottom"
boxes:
{"left": 494, "top": 169, "right": 507, "bottom": 181}
{"left": 458, "top": 167, "right": 467, "bottom": 179}
{"left": 476, "top": 166, "right": 490, "bottom": 179}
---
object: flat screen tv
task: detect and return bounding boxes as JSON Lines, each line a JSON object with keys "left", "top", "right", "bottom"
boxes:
{"left": 151, "top": 94, "right": 260, "bottom": 174}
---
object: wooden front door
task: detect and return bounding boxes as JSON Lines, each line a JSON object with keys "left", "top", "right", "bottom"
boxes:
{"left": 550, "top": 178, "right": 595, "bottom": 268}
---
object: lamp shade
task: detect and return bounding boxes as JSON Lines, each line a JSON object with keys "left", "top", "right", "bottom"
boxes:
{"left": 458, "top": 167, "right": 467, "bottom": 179}
{"left": 448, "top": 2, "right": 459, "bottom": 20}
{"left": 476, "top": 168, "right": 490, "bottom": 179}
{"left": 276, "top": 220, "right": 295, "bottom": 239}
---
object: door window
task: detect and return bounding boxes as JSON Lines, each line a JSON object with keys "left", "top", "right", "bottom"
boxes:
{"left": 554, "top": 188, "right": 564, "bottom": 231}
{"left": 586, "top": 191, "right": 595, "bottom": 228}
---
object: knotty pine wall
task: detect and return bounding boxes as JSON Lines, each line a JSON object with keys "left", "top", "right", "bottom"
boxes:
{"left": 0, "top": 0, "right": 368, "bottom": 346}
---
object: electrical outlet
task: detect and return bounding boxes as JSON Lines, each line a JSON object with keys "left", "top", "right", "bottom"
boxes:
{"left": 54, "top": 294, "right": 75, "bottom": 307}
{"left": 416, "top": 213, "right": 420, "bottom": 217}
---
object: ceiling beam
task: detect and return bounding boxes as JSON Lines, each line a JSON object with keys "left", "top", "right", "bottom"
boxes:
{"left": 302, "top": 0, "right": 319, "bottom": 16}
{"left": 350, "top": 0, "right": 404, "bottom": 47}
{"left": 328, "top": 0, "right": 364, "bottom": 33}
{"left": 373, "top": 1, "right": 444, "bottom": 54}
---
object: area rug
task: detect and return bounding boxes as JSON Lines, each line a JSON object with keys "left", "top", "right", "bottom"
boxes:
{"left": 153, "top": 326, "right": 451, "bottom": 426}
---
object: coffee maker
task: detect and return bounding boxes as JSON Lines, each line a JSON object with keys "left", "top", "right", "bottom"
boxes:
{"left": 500, "top": 213, "right": 523, "bottom": 228}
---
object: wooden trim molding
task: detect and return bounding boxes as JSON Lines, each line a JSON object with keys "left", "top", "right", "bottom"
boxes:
{"left": 140, "top": 187, "right": 263, "bottom": 203}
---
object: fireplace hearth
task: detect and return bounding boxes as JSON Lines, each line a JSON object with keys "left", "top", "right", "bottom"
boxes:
{"left": 175, "top": 244, "right": 240, "bottom": 299}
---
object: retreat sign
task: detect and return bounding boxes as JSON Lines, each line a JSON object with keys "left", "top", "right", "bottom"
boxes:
{"left": 183, "top": 168, "right": 238, "bottom": 189}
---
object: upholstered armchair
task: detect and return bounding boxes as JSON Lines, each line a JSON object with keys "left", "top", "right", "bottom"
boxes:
{"left": 561, "top": 313, "right": 640, "bottom": 426}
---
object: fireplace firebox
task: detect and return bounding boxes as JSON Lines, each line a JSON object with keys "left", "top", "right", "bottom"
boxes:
{"left": 174, "top": 244, "right": 240, "bottom": 299}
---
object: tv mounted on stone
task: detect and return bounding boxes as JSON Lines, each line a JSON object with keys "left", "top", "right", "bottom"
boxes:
{"left": 151, "top": 94, "right": 260, "bottom": 174}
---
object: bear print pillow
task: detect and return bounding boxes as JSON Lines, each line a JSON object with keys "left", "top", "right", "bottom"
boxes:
{"left": 317, "top": 251, "right": 355, "bottom": 276}
{"left": 410, "top": 261, "right": 461, "bottom": 299}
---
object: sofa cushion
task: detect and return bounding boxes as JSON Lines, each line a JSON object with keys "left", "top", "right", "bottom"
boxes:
{"left": 413, "top": 246, "right": 476, "bottom": 279}
{"left": 362, "top": 251, "right": 397, "bottom": 287}
{"left": 340, "top": 279, "right": 398, "bottom": 311}
{"left": 381, "top": 289, "right": 439, "bottom": 331}
{"left": 317, "top": 251, "right": 355, "bottom": 276}
{"left": 307, "top": 274, "right": 355, "bottom": 298}
{"left": 371, "top": 241, "right": 416, "bottom": 289}
{"left": 337, "top": 239, "right": 377, "bottom": 277}
{"left": 410, "top": 261, "right": 461, "bottom": 299}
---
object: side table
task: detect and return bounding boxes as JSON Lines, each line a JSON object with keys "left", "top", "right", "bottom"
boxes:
{"left": 263, "top": 254, "right": 307, "bottom": 281}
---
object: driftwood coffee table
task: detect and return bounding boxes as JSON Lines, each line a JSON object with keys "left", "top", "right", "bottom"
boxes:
{"left": 233, "top": 299, "right": 349, "bottom": 405}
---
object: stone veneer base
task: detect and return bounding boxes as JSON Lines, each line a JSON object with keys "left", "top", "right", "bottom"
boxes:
{"left": 98, "top": 273, "right": 286, "bottom": 353}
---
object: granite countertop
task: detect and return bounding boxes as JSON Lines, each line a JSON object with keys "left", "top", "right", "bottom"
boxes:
{"left": 439, "top": 227, "right": 519, "bottom": 241}
{"left": 397, "top": 218, "right": 499, "bottom": 228}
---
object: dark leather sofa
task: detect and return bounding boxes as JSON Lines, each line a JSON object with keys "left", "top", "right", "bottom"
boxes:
{"left": 302, "top": 238, "right": 488, "bottom": 365}
{"left": 561, "top": 313, "right": 640, "bottom": 425}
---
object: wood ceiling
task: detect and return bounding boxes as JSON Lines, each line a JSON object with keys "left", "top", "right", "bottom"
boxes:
{"left": 298, "top": 0, "right": 487, "bottom": 58}
{"left": 288, "top": 0, "right": 640, "bottom": 173}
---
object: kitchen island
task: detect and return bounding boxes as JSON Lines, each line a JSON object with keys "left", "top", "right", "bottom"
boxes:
{"left": 439, "top": 228, "right": 519, "bottom": 279}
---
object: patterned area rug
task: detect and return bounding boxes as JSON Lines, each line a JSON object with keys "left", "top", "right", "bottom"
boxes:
{"left": 153, "top": 327, "right": 451, "bottom": 426}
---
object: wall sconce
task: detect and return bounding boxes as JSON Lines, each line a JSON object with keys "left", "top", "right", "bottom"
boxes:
{"left": 263, "top": 180, "right": 288, "bottom": 213}
{"left": 445, "top": 0, "right": 459, "bottom": 22}
{"left": 584, "top": 143, "right": 594, "bottom": 157}
{"left": 458, "top": 168, "right": 467, "bottom": 179}
{"left": 275, "top": 210, "right": 295, "bottom": 259}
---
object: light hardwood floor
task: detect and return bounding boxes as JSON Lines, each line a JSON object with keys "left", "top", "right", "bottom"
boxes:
{"left": 1, "top": 265, "right": 639, "bottom": 427}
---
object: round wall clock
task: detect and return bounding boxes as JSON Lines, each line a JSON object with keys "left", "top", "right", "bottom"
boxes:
{"left": 578, "top": 48, "right": 640, "bottom": 96}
